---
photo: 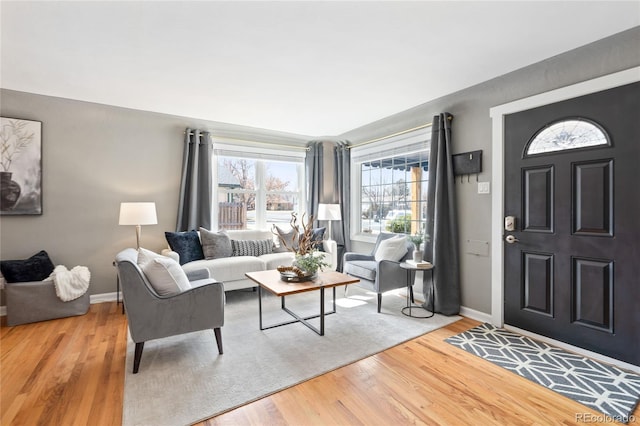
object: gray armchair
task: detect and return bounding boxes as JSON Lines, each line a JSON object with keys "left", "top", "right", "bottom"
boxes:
{"left": 115, "top": 248, "right": 225, "bottom": 373}
{"left": 343, "top": 233, "right": 415, "bottom": 313}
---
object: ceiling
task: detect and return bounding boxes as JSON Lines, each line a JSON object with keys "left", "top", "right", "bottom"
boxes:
{"left": 1, "top": 1, "right": 638, "bottom": 138}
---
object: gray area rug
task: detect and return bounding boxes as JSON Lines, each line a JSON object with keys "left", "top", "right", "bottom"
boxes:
{"left": 446, "top": 323, "right": 640, "bottom": 424}
{"left": 123, "top": 285, "right": 461, "bottom": 426}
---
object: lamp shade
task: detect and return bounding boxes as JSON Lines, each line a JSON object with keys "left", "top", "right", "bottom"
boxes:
{"left": 119, "top": 202, "right": 158, "bottom": 225}
{"left": 317, "top": 204, "right": 341, "bottom": 221}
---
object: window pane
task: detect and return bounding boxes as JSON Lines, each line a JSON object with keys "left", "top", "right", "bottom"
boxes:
{"left": 526, "top": 118, "right": 609, "bottom": 155}
{"left": 358, "top": 151, "right": 429, "bottom": 237}
{"left": 218, "top": 192, "right": 255, "bottom": 230}
{"left": 266, "top": 194, "right": 298, "bottom": 227}
{"left": 216, "top": 154, "right": 302, "bottom": 231}
{"left": 266, "top": 161, "right": 298, "bottom": 192}
{"left": 217, "top": 157, "right": 256, "bottom": 190}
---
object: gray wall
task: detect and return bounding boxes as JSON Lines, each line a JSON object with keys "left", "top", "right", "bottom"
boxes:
{"left": 1, "top": 27, "right": 638, "bottom": 314}
{"left": 339, "top": 27, "right": 640, "bottom": 315}
{"left": 0, "top": 93, "right": 309, "bottom": 300}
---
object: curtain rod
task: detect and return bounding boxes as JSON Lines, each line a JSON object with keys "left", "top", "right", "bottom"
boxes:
{"left": 348, "top": 116, "right": 453, "bottom": 149}
{"left": 185, "top": 131, "right": 310, "bottom": 151}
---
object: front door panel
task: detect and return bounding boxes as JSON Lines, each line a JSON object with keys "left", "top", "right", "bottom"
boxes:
{"left": 504, "top": 82, "right": 639, "bottom": 366}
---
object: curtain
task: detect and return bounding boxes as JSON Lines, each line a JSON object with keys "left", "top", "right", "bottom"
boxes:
{"left": 305, "top": 141, "right": 324, "bottom": 224}
{"left": 333, "top": 141, "right": 351, "bottom": 270}
{"left": 423, "top": 113, "right": 460, "bottom": 315}
{"left": 176, "top": 129, "right": 213, "bottom": 231}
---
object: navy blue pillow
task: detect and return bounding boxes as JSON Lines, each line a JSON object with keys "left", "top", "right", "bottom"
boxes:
{"left": 165, "top": 231, "right": 204, "bottom": 265}
{"left": 0, "top": 250, "right": 55, "bottom": 283}
{"left": 311, "top": 227, "right": 326, "bottom": 252}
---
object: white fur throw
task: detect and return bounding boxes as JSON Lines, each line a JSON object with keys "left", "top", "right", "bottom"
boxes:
{"left": 47, "top": 265, "right": 91, "bottom": 302}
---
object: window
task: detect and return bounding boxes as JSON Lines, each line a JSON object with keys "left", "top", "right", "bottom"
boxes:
{"left": 214, "top": 143, "right": 305, "bottom": 230}
{"left": 351, "top": 129, "right": 430, "bottom": 240}
{"left": 526, "top": 118, "right": 609, "bottom": 156}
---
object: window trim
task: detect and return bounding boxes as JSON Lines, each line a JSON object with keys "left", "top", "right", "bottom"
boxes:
{"left": 350, "top": 129, "right": 431, "bottom": 243}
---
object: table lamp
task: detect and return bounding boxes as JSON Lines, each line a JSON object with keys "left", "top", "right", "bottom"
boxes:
{"left": 317, "top": 203, "right": 341, "bottom": 240}
{"left": 119, "top": 202, "right": 158, "bottom": 249}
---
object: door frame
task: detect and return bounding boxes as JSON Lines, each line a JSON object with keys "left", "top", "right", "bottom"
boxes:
{"left": 488, "top": 66, "right": 640, "bottom": 369}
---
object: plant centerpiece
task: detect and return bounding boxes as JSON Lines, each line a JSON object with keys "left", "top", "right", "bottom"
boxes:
{"left": 274, "top": 212, "right": 329, "bottom": 281}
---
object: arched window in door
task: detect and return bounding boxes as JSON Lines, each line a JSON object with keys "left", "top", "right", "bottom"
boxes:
{"left": 525, "top": 118, "right": 610, "bottom": 156}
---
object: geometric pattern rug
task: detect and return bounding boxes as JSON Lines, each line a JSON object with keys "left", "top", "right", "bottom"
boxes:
{"left": 446, "top": 323, "right": 640, "bottom": 424}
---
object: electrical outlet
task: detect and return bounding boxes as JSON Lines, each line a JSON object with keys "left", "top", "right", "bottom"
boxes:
{"left": 478, "top": 181, "right": 490, "bottom": 194}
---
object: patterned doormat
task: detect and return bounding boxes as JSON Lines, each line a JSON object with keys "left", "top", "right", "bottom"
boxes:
{"left": 446, "top": 323, "right": 640, "bottom": 423}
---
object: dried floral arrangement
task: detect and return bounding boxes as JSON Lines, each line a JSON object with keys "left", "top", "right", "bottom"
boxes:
{"left": 273, "top": 212, "right": 329, "bottom": 275}
{"left": 273, "top": 212, "right": 321, "bottom": 255}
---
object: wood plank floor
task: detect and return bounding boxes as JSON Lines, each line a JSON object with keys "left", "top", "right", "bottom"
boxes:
{"left": 1, "top": 302, "right": 637, "bottom": 425}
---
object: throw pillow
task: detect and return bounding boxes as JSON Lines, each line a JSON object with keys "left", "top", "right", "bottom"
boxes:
{"left": 273, "top": 225, "right": 299, "bottom": 253}
{"left": 374, "top": 235, "right": 408, "bottom": 262}
{"left": 165, "top": 230, "right": 204, "bottom": 265}
{"left": 199, "top": 227, "right": 232, "bottom": 259}
{"left": 231, "top": 239, "right": 274, "bottom": 257}
{"left": 137, "top": 248, "right": 191, "bottom": 296}
{"left": 311, "top": 227, "right": 326, "bottom": 252}
{"left": 0, "top": 250, "right": 55, "bottom": 283}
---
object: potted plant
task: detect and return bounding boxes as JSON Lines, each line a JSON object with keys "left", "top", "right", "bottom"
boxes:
{"left": 408, "top": 233, "right": 430, "bottom": 262}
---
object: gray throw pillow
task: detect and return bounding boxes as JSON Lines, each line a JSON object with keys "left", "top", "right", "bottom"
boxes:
{"left": 273, "top": 225, "right": 299, "bottom": 252}
{"left": 137, "top": 248, "right": 191, "bottom": 296}
{"left": 199, "top": 228, "right": 232, "bottom": 259}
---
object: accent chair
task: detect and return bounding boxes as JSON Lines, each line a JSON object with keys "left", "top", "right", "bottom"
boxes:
{"left": 115, "top": 248, "right": 224, "bottom": 373}
{"left": 342, "top": 233, "right": 415, "bottom": 313}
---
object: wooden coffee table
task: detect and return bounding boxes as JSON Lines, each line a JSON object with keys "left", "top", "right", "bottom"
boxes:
{"left": 245, "top": 270, "right": 360, "bottom": 336}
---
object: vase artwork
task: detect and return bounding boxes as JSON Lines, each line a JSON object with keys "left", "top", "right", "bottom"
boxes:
{"left": 0, "top": 117, "right": 42, "bottom": 215}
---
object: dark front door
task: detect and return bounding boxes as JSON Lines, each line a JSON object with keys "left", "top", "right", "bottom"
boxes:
{"left": 504, "top": 82, "right": 639, "bottom": 366}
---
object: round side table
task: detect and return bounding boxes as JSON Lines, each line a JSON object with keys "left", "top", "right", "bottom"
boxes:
{"left": 399, "top": 262, "right": 434, "bottom": 318}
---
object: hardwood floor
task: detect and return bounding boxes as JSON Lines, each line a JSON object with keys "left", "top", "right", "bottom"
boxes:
{"left": 1, "top": 302, "right": 128, "bottom": 426}
{"left": 1, "top": 302, "right": 637, "bottom": 425}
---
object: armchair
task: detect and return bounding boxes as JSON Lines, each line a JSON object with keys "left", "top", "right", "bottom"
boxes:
{"left": 115, "top": 248, "right": 225, "bottom": 373}
{"left": 343, "top": 233, "right": 415, "bottom": 313}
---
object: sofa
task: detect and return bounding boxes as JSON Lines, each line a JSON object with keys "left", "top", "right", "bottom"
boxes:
{"left": 162, "top": 229, "right": 337, "bottom": 292}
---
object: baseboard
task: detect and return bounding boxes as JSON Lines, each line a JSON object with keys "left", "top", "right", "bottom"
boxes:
{"left": 1, "top": 292, "right": 120, "bottom": 317}
{"left": 90, "top": 292, "right": 119, "bottom": 304}
{"left": 459, "top": 305, "right": 492, "bottom": 323}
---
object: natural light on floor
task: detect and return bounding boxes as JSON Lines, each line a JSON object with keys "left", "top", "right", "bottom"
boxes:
{"left": 336, "top": 294, "right": 373, "bottom": 308}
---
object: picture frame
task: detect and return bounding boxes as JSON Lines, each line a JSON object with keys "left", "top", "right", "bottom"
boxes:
{"left": 1, "top": 117, "right": 43, "bottom": 215}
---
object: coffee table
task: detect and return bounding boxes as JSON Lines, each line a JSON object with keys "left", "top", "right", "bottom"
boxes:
{"left": 245, "top": 270, "right": 360, "bottom": 336}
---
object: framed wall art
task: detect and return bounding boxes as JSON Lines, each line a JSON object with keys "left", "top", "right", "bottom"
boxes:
{"left": 1, "top": 117, "right": 42, "bottom": 215}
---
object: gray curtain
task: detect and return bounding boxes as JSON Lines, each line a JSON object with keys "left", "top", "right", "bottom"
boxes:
{"left": 423, "top": 113, "right": 460, "bottom": 315}
{"left": 176, "top": 129, "right": 213, "bottom": 231}
{"left": 333, "top": 141, "right": 351, "bottom": 270}
{"left": 305, "top": 141, "right": 324, "bottom": 222}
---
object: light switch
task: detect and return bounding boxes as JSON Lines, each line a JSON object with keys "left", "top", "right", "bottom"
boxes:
{"left": 478, "top": 181, "right": 490, "bottom": 194}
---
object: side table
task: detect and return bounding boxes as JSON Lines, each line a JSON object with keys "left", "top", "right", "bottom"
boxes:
{"left": 399, "top": 262, "right": 434, "bottom": 318}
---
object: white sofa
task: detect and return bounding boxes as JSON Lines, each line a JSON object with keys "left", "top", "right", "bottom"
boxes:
{"left": 162, "top": 229, "right": 337, "bottom": 292}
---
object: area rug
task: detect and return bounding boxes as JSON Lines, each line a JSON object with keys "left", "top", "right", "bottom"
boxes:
{"left": 123, "top": 286, "right": 461, "bottom": 426}
{"left": 446, "top": 323, "right": 640, "bottom": 423}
